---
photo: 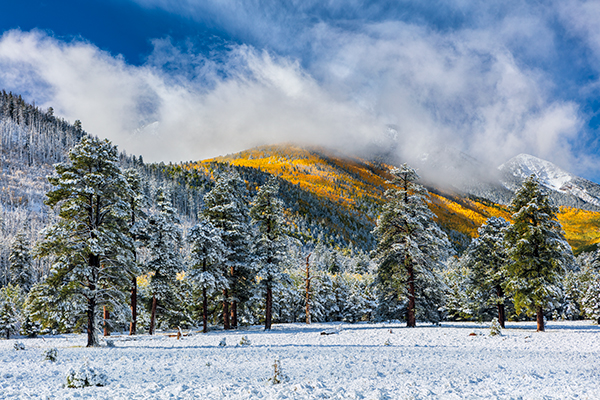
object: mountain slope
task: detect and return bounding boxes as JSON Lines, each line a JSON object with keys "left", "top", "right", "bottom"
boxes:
{"left": 499, "top": 154, "right": 600, "bottom": 211}
{"left": 186, "top": 144, "right": 600, "bottom": 254}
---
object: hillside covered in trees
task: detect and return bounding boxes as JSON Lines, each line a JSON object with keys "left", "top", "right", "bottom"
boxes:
{"left": 0, "top": 92, "right": 600, "bottom": 343}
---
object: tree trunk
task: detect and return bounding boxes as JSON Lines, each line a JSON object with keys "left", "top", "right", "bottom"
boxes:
{"left": 497, "top": 303, "right": 506, "bottom": 329}
{"left": 230, "top": 266, "right": 237, "bottom": 329}
{"left": 223, "top": 289, "right": 230, "bottom": 330}
{"left": 407, "top": 263, "right": 416, "bottom": 328}
{"left": 129, "top": 277, "right": 137, "bottom": 335}
{"left": 536, "top": 306, "right": 544, "bottom": 332}
{"left": 103, "top": 306, "right": 110, "bottom": 336}
{"left": 305, "top": 254, "right": 311, "bottom": 324}
{"left": 231, "top": 300, "right": 238, "bottom": 329}
{"left": 202, "top": 287, "right": 208, "bottom": 333}
{"left": 149, "top": 294, "right": 158, "bottom": 335}
{"left": 86, "top": 297, "right": 98, "bottom": 347}
{"left": 496, "top": 285, "right": 505, "bottom": 329}
{"left": 265, "top": 283, "right": 273, "bottom": 330}
{"left": 87, "top": 255, "right": 99, "bottom": 347}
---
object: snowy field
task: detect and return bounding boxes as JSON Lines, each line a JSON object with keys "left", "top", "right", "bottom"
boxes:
{"left": 1, "top": 321, "right": 600, "bottom": 399}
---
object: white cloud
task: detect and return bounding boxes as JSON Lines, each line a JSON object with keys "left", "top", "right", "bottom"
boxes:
{"left": 0, "top": 30, "right": 381, "bottom": 162}
{"left": 0, "top": 12, "right": 590, "bottom": 182}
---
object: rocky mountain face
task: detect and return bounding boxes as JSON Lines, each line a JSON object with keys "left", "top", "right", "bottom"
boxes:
{"left": 497, "top": 154, "right": 600, "bottom": 211}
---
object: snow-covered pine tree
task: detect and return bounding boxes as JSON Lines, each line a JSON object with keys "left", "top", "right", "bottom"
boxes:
{"left": 37, "top": 137, "right": 135, "bottom": 347}
{"left": 9, "top": 232, "right": 34, "bottom": 291}
{"left": 372, "top": 164, "right": 451, "bottom": 327}
{"left": 124, "top": 169, "right": 146, "bottom": 335}
{"left": 579, "top": 249, "right": 600, "bottom": 324}
{"left": 504, "top": 175, "right": 574, "bottom": 332}
{"left": 250, "top": 177, "right": 289, "bottom": 330}
{"left": 203, "top": 171, "right": 251, "bottom": 329}
{"left": 463, "top": 217, "right": 510, "bottom": 327}
{"left": 144, "top": 189, "right": 183, "bottom": 335}
{"left": 187, "top": 219, "right": 228, "bottom": 333}
{"left": 0, "top": 284, "right": 22, "bottom": 339}
{"left": 0, "top": 301, "right": 18, "bottom": 339}
{"left": 443, "top": 257, "right": 478, "bottom": 321}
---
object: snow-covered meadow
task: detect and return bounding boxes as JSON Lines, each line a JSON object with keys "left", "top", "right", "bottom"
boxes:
{"left": 1, "top": 321, "right": 600, "bottom": 399}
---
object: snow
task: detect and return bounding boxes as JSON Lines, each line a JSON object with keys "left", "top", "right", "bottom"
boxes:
{"left": 499, "top": 154, "right": 573, "bottom": 192}
{"left": 2, "top": 321, "right": 600, "bottom": 399}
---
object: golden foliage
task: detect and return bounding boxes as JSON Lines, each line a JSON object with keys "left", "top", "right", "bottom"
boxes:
{"left": 558, "top": 207, "right": 600, "bottom": 253}
{"left": 185, "top": 143, "right": 600, "bottom": 254}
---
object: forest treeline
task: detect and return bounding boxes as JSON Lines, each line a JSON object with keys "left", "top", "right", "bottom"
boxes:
{"left": 0, "top": 92, "right": 599, "bottom": 344}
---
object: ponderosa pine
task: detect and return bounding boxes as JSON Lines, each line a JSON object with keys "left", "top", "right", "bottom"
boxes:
{"left": 504, "top": 175, "right": 573, "bottom": 332}
{"left": 187, "top": 220, "right": 228, "bottom": 333}
{"left": 37, "top": 137, "right": 134, "bottom": 347}
{"left": 144, "top": 189, "right": 183, "bottom": 335}
{"left": 463, "top": 217, "right": 510, "bottom": 328}
{"left": 372, "top": 164, "right": 451, "bottom": 327}
{"left": 250, "top": 177, "right": 288, "bottom": 330}
{"left": 203, "top": 171, "right": 250, "bottom": 329}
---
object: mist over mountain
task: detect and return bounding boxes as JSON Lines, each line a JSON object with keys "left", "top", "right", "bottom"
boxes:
{"left": 390, "top": 142, "right": 600, "bottom": 212}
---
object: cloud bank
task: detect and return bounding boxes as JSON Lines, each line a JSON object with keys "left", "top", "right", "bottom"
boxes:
{"left": 0, "top": 0, "right": 598, "bottom": 182}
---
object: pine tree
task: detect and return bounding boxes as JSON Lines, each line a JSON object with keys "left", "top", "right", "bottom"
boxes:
{"left": 187, "top": 219, "right": 228, "bottom": 333}
{"left": 250, "top": 177, "right": 288, "bottom": 330}
{"left": 463, "top": 217, "right": 510, "bottom": 327}
{"left": 579, "top": 249, "right": 600, "bottom": 324}
{"left": 37, "top": 136, "right": 135, "bottom": 347}
{"left": 372, "top": 164, "right": 451, "bottom": 327}
{"left": 203, "top": 171, "right": 251, "bottom": 329}
{"left": 144, "top": 189, "right": 183, "bottom": 335}
{"left": 124, "top": 169, "right": 146, "bottom": 335}
{"left": 9, "top": 232, "right": 33, "bottom": 291}
{"left": 0, "top": 301, "right": 19, "bottom": 339}
{"left": 504, "top": 175, "right": 573, "bottom": 332}
{"left": 0, "top": 283, "right": 23, "bottom": 339}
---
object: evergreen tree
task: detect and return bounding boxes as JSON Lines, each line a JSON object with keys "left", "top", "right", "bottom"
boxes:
{"left": 250, "top": 177, "right": 288, "bottom": 330}
{"left": 0, "top": 284, "right": 23, "bottom": 339}
{"left": 144, "top": 189, "right": 183, "bottom": 335}
{"left": 124, "top": 169, "right": 146, "bottom": 335}
{"left": 187, "top": 219, "right": 227, "bottom": 333}
{"left": 37, "top": 137, "right": 135, "bottom": 346}
{"left": 372, "top": 164, "right": 451, "bottom": 327}
{"left": 9, "top": 232, "right": 33, "bottom": 291}
{"left": 0, "top": 301, "right": 19, "bottom": 339}
{"left": 463, "top": 217, "right": 510, "bottom": 327}
{"left": 203, "top": 171, "right": 251, "bottom": 329}
{"left": 579, "top": 249, "right": 600, "bottom": 324}
{"left": 504, "top": 175, "right": 573, "bottom": 332}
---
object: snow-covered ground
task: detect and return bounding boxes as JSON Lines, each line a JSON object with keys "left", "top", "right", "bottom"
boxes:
{"left": 1, "top": 320, "right": 600, "bottom": 399}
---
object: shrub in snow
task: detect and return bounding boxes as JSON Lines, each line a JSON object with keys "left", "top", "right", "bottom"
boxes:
{"left": 20, "top": 315, "right": 41, "bottom": 338}
{"left": 269, "top": 358, "right": 288, "bottom": 385}
{"left": 489, "top": 319, "right": 502, "bottom": 336}
{"left": 218, "top": 338, "right": 227, "bottom": 347}
{"left": 239, "top": 336, "right": 251, "bottom": 346}
{"left": 44, "top": 348, "right": 58, "bottom": 362}
{"left": 14, "top": 342, "right": 25, "bottom": 350}
{"left": 105, "top": 339, "right": 115, "bottom": 348}
{"left": 65, "top": 362, "right": 108, "bottom": 388}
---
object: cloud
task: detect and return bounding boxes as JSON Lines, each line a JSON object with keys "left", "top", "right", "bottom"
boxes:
{"left": 0, "top": 30, "right": 381, "bottom": 162}
{"left": 0, "top": 0, "right": 595, "bottom": 183}
{"left": 308, "top": 21, "right": 581, "bottom": 170}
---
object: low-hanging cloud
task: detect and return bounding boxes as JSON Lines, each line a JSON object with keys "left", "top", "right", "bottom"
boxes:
{"left": 0, "top": 6, "right": 593, "bottom": 183}
{"left": 0, "top": 30, "right": 382, "bottom": 162}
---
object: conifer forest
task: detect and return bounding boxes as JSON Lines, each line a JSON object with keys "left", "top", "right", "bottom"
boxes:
{"left": 1, "top": 86, "right": 600, "bottom": 399}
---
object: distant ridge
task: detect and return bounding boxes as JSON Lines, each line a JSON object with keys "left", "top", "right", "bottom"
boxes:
{"left": 499, "top": 154, "right": 600, "bottom": 211}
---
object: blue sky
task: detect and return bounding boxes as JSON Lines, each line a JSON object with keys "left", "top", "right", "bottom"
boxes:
{"left": 1, "top": 0, "right": 599, "bottom": 182}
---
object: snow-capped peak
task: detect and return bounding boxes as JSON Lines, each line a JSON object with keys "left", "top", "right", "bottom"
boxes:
{"left": 498, "top": 154, "right": 573, "bottom": 192}
{"left": 498, "top": 153, "right": 600, "bottom": 209}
